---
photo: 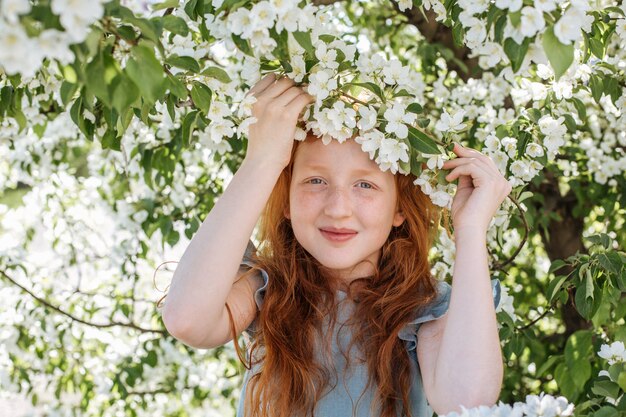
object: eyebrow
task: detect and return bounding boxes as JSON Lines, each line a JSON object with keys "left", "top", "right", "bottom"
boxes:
{"left": 300, "top": 163, "right": 381, "bottom": 176}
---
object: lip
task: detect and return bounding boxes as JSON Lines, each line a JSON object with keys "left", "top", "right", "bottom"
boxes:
{"left": 319, "top": 228, "right": 358, "bottom": 242}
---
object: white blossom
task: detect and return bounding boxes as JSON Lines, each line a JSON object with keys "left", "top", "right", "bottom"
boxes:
{"left": 288, "top": 54, "right": 306, "bottom": 82}
{"left": 534, "top": 0, "right": 557, "bottom": 12}
{"left": 598, "top": 341, "right": 626, "bottom": 365}
{"left": 315, "top": 42, "right": 339, "bottom": 70}
{"left": 308, "top": 69, "right": 337, "bottom": 102}
{"left": 538, "top": 115, "right": 567, "bottom": 138}
{"left": 357, "top": 105, "right": 378, "bottom": 132}
{"left": 0, "top": 0, "right": 31, "bottom": 23}
{"left": 526, "top": 143, "right": 545, "bottom": 158}
{"left": 354, "top": 129, "right": 385, "bottom": 159}
{"left": 382, "top": 59, "right": 410, "bottom": 85}
{"left": 495, "top": 0, "right": 522, "bottom": 12}
{"left": 435, "top": 109, "right": 467, "bottom": 132}
{"left": 250, "top": 1, "right": 276, "bottom": 30}
{"left": 520, "top": 7, "right": 545, "bottom": 38}
{"left": 383, "top": 103, "right": 416, "bottom": 139}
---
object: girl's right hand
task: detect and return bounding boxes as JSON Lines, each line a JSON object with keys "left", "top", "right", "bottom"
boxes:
{"left": 244, "top": 73, "right": 314, "bottom": 170}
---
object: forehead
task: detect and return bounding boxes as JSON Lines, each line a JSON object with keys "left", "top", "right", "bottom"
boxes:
{"left": 293, "top": 138, "right": 382, "bottom": 174}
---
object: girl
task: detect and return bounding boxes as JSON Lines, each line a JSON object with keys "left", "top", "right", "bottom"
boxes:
{"left": 162, "top": 73, "right": 511, "bottom": 417}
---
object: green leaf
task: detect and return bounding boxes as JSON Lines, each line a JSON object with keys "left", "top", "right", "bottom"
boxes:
{"left": 118, "top": 6, "right": 162, "bottom": 45}
{"left": 167, "top": 73, "right": 188, "bottom": 99}
{"left": 394, "top": 89, "right": 412, "bottom": 98}
{"left": 407, "top": 126, "right": 440, "bottom": 154}
{"left": 231, "top": 34, "right": 253, "bottom": 56}
{"left": 70, "top": 98, "right": 94, "bottom": 139}
{"left": 535, "top": 355, "right": 559, "bottom": 377}
{"left": 603, "top": 76, "right": 621, "bottom": 103}
{"left": 86, "top": 51, "right": 118, "bottom": 107}
{"left": 125, "top": 43, "right": 167, "bottom": 105}
{"left": 590, "top": 74, "right": 604, "bottom": 103}
{"left": 116, "top": 25, "right": 138, "bottom": 42}
{"left": 152, "top": 0, "right": 179, "bottom": 11}
{"left": 406, "top": 103, "right": 423, "bottom": 114}
{"left": 101, "top": 129, "right": 121, "bottom": 151}
{"left": 554, "top": 363, "right": 580, "bottom": 398}
{"left": 591, "top": 379, "right": 620, "bottom": 399}
{"left": 562, "top": 113, "right": 577, "bottom": 132}
{"left": 608, "top": 363, "right": 626, "bottom": 385}
{"left": 166, "top": 55, "right": 200, "bottom": 73}
{"left": 585, "top": 268, "right": 594, "bottom": 300}
{"left": 162, "top": 15, "right": 189, "bottom": 36}
{"left": 181, "top": 110, "right": 199, "bottom": 147}
{"left": 504, "top": 37, "right": 530, "bottom": 73}
{"left": 547, "top": 273, "right": 570, "bottom": 303}
{"left": 616, "top": 364, "right": 626, "bottom": 391}
{"left": 292, "top": 31, "right": 314, "bottom": 55}
{"left": 190, "top": 82, "right": 212, "bottom": 114}
{"left": 593, "top": 406, "right": 620, "bottom": 417}
{"left": 145, "top": 350, "right": 158, "bottom": 367}
{"left": 201, "top": 66, "right": 232, "bottom": 83}
{"left": 60, "top": 82, "right": 78, "bottom": 106}
{"left": 542, "top": 26, "right": 574, "bottom": 80}
{"left": 112, "top": 75, "right": 140, "bottom": 113}
{"left": 597, "top": 253, "right": 618, "bottom": 274}
{"left": 416, "top": 118, "right": 430, "bottom": 128}
{"left": 570, "top": 97, "right": 587, "bottom": 120}
{"left": 451, "top": 22, "right": 464, "bottom": 48}
{"left": 564, "top": 331, "right": 592, "bottom": 389}
{"left": 494, "top": 14, "right": 507, "bottom": 43}
{"left": 61, "top": 65, "right": 77, "bottom": 83}
{"left": 526, "top": 108, "right": 542, "bottom": 123}
{"left": 346, "top": 82, "right": 384, "bottom": 101}
{"left": 575, "top": 276, "right": 601, "bottom": 320}
{"left": 589, "top": 37, "right": 604, "bottom": 59}
{"left": 549, "top": 259, "right": 568, "bottom": 274}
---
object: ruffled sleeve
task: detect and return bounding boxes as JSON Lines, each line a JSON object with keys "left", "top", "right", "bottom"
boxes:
{"left": 398, "top": 278, "right": 502, "bottom": 352}
{"left": 240, "top": 239, "right": 269, "bottom": 334}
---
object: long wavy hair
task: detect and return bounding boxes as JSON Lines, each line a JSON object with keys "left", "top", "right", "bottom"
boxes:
{"left": 226, "top": 133, "right": 449, "bottom": 417}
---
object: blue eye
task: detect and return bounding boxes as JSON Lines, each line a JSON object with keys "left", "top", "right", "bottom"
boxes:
{"left": 358, "top": 181, "right": 373, "bottom": 189}
{"left": 308, "top": 178, "right": 324, "bottom": 185}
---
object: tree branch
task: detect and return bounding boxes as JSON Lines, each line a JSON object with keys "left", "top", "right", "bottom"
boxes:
{"left": 0, "top": 268, "right": 166, "bottom": 335}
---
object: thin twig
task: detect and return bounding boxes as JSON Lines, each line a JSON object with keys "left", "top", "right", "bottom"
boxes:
{"left": 491, "top": 194, "right": 530, "bottom": 270}
{"left": 0, "top": 269, "right": 166, "bottom": 335}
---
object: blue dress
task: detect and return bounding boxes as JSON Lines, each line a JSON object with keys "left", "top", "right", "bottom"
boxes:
{"left": 236, "top": 240, "right": 502, "bottom": 417}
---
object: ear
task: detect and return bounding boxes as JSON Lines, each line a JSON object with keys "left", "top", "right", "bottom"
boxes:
{"left": 393, "top": 210, "right": 405, "bottom": 227}
{"left": 284, "top": 206, "right": 291, "bottom": 220}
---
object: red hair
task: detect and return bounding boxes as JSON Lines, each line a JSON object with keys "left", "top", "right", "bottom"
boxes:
{"left": 229, "top": 134, "right": 449, "bottom": 417}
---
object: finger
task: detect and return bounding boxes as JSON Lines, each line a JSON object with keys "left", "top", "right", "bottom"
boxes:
{"left": 442, "top": 157, "right": 496, "bottom": 176}
{"left": 443, "top": 147, "right": 500, "bottom": 174}
{"left": 247, "top": 73, "right": 277, "bottom": 97}
{"left": 445, "top": 161, "right": 492, "bottom": 183}
{"left": 287, "top": 93, "right": 315, "bottom": 118}
{"left": 274, "top": 86, "right": 307, "bottom": 107}
{"left": 451, "top": 143, "right": 492, "bottom": 164}
{"left": 262, "top": 76, "right": 296, "bottom": 99}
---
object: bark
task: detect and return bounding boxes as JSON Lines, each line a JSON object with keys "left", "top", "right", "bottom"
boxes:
{"left": 527, "top": 169, "right": 593, "bottom": 344}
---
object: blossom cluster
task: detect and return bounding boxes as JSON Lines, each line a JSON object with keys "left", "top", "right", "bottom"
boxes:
{"left": 441, "top": 392, "right": 574, "bottom": 417}
{"left": 216, "top": 8, "right": 425, "bottom": 169}
{"left": 0, "top": 0, "right": 107, "bottom": 77}
{"left": 394, "top": 0, "right": 601, "bottom": 72}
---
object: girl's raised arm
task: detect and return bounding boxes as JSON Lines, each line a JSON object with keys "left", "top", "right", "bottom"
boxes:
{"left": 162, "top": 74, "right": 313, "bottom": 349}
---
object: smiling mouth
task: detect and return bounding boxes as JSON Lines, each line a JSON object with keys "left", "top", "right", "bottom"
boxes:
{"left": 319, "top": 229, "right": 358, "bottom": 242}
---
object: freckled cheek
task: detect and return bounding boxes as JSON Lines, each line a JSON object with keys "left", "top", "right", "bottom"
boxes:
{"left": 289, "top": 192, "right": 321, "bottom": 221}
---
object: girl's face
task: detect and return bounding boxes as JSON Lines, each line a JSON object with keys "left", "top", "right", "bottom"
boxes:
{"left": 286, "top": 138, "right": 406, "bottom": 283}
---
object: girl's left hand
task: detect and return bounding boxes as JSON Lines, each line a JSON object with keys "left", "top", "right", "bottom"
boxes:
{"left": 441, "top": 143, "right": 512, "bottom": 234}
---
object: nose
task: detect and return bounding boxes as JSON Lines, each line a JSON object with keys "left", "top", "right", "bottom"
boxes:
{"left": 324, "top": 186, "right": 353, "bottom": 218}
